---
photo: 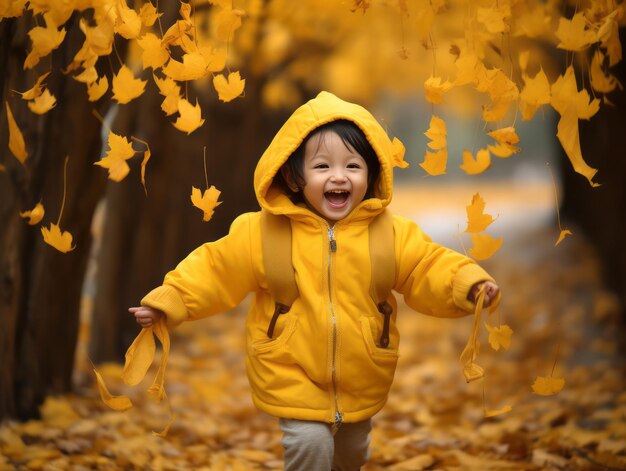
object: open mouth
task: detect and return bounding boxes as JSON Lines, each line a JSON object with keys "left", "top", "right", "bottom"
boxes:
{"left": 324, "top": 190, "right": 350, "bottom": 208}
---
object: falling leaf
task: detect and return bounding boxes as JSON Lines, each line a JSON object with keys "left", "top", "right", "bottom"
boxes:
{"left": 424, "top": 115, "right": 447, "bottom": 150}
{"left": 487, "top": 126, "right": 520, "bottom": 158}
{"left": 556, "top": 111, "right": 600, "bottom": 187}
{"left": 476, "top": 5, "right": 511, "bottom": 34}
{"left": 137, "top": 32, "right": 169, "bottom": 70}
{"left": 93, "top": 369, "right": 133, "bottom": 411}
{"left": 590, "top": 50, "right": 622, "bottom": 93}
{"left": 141, "top": 149, "right": 151, "bottom": 195}
{"left": 485, "top": 322, "right": 513, "bottom": 350}
{"left": 139, "top": 1, "right": 161, "bottom": 27}
{"left": 419, "top": 149, "right": 447, "bottom": 176}
{"left": 20, "top": 202, "right": 45, "bottom": 225}
{"left": 173, "top": 99, "right": 205, "bottom": 134}
{"left": 191, "top": 186, "right": 222, "bottom": 221}
{"left": 469, "top": 233, "right": 502, "bottom": 260}
{"left": 555, "top": 229, "right": 572, "bottom": 246}
{"left": 465, "top": 193, "right": 495, "bottom": 233}
{"left": 163, "top": 52, "right": 210, "bottom": 81}
{"left": 391, "top": 137, "right": 408, "bottom": 168}
{"left": 114, "top": 0, "right": 142, "bottom": 39}
{"left": 460, "top": 148, "right": 491, "bottom": 175}
{"left": 162, "top": 20, "right": 194, "bottom": 51}
{"left": 424, "top": 76, "right": 453, "bottom": 104}
{"left": 41, "top": 223, "right": 76, "bottom": 253}
{"left": 5, "top": 101, "right": 28, "bottom": 164}
{"left": 94, "top": 132, "right": 137, "bottom": 182}
{"left": 19, "top": 72, "right": 50, "bottom": 100}
{"left": 24, "top": 14, "right": 67, "bottom": 69}
{"left": 122, "top": 327, "right": 156, "bottom": 386}
{"left": 214, "top": 8, "right": 244, "bottom": 42}
{"left": 112, "top": 65, "right": 147, "bottom": 104}
{"left": 87, "top": 76, "right": 109, "bottom": 101}
{"left": 485, "top": 404, "right": 513, "bottom": 417}
{"left": 555, "top": 13, "right": 597, "bottom": 51}
{"left": 0, "top": 0, "right": 26, "bottom": 18}
{"left": 551, "top": 66, "right": 600, "bottom": 120}
{"left": 532, "top": 376, "right": 565, "bottom": 396}
{"left": 213, "top": 71, "right": 245, "bottom": 102}
{"left": 27, "top": 89, "right": 56, "bottom": 114}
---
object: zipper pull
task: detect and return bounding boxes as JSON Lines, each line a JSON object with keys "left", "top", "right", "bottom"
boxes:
{"left": 328, "top": 227, "right": 337, "bottom": 252}
{"left": 331, "top": 412, "right": 343, "bottom": 435}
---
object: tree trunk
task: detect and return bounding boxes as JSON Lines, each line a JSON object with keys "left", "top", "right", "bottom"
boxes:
{"left": 0, "top": 14, "right": 109, "bottom": 420}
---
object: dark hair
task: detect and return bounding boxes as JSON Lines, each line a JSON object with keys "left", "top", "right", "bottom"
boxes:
{"left": 277, "top": 119, "right": 381, "bottom": 201}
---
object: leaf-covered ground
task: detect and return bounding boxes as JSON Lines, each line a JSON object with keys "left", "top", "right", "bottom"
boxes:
{"left": 1, "top": 185, "right": 625, "bottom": 470}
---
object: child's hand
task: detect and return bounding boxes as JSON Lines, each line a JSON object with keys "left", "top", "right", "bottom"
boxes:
{"left": 129, "top": 306, "right": 164, "bottom": 328}
{"left": 469, "top": 281, "right": 500, "bottom": 308}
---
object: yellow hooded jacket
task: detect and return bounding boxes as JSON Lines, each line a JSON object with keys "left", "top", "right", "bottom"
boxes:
{"left": 141, "top": 91, "right": 495, "bottom": 424}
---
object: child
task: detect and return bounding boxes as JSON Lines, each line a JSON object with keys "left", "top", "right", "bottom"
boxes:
{"left": 129, "top": 91, "right": 500, "bottom": 470}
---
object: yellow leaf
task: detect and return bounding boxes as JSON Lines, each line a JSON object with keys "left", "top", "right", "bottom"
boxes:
{"left": 485, "top": 322, "right": 513, "bottom": 350}
{"left": 551, "top": 66, "right": 600, "bottom": 120}
{"left": 5, "top": 101, "right": 28, "bottom": 164}
{"left": 153, "top": 74, "right": 179, "bottom": 96}
{"left": 465, "top": 193, "right": 495, "bottom": 232}
{"left": 590, "top": 50, "right": 622, "bottom": 93}
{"left": 115, "top": 0, "right": 142, "bottom": 39}
{"left": 486, "top": 126, "right": 520, "bottom": 158}
{"left": 556, "top": 111, "right": 600, "bottom": 187}
{"left": 424, "top": 76, "right": 453, "bottom": 104}
{"left": 41, "top": 223, "right": 76, "bottom": 253}
{"left": 94, "top": 132, "right": 137, "bottom": 181}
{"left": 141, "top": 149, "right": 151, "bottom": 195}
{"left": 173, "top": 99, "right": 205, "bottom": 134}
{"left": 27, "top": 89, "right": 56, "bottom": 114}
{"left": 19, "top": 71, "right": 50, "bottom": 100}
{"left": 161, "top": 92, "right": 180, "bottom": 116}
{"left": 476, "top": 5, "right": 511, "bottom": 34}
{"left": 454, "top": 53, "right": 485, "bottom": 86}
{"left": 191, "top": 185, "right": 222, "bottom": 221}
{"left": 213, "top": 71, "right": 245, "bottom": 102}
{"left": 391, "top": 137, "right": 408, "bottom": 168}
{"left": 520, "top": 68, "right": 551, "bottom": 120}
{"left": 121, "top": 327, "right": 156, "bottom": 386}
{"left": 112, "top": 65, "right": 147, "bottom": 104}
{"left": 532, "top": 376, "right": 565, "bottom": 396}
{"left": 424, "top": 115, "right": 447, "bottom": 150}
{"left": 460, "top": 148, "right": 491, "bottom": 175}
{"left": 198, "top": 46, "right": 227, "bottom": 73}
{"left": 485, "top": 405, "right": 513, "bottom": 417}
{"left": 469, "top": 233, "right": 502, "bottom": 260}
{"left": 214, "top": 8, "right": 244, "bottom": 42}
{"left": 419, "top": 148, "right": 447, "bottom": 176}
{"left": 87, "top": 76, "right": 109, "bottom": 102}
{"left": 137, "top": 32, "right": 169, "bottom": 70}
{"left": 555, "top": 12, "right": 597, "bottom": 51}
{"left": 139, "top": 1, "right": 162, "bottom": 27}
{"left": 0, "top": 0, "right": 26, "bottom": 19}
{"left": 93, "top": 369, "right": 133, "bottom": 411}
{"left": 162, "top": 19, "right": 194, "bottom": 51}
{"left": 163, "top": 51, "right": 210, "bottom": 81}
{"left": 20, "top": 202, "right": 45, "bottom": 225}
{"left": 463, "top": 362, "right": 485, "bottom": 383}
{"left": 153, "top": 414, "right": 176, "bottom": 437}
{"left": 24, "top": 14, "right": 66, "bottom": 69}
{"left": 73, "top": 66, "right": 98, "bottom": 84}
{"left": 79, "top": 18, "right": 114, "bottom": 56}
{"left": 555, "top": 229, "right": 572, "bottom": 246}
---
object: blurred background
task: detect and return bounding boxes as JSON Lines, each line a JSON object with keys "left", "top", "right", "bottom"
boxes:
{"left": 0, "top": 0, "right": 625, "bottom": 468}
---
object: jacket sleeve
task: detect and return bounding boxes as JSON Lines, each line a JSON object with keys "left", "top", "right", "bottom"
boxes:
{"left": 140, "top": 213, "right": 259, "bottom": 328}
{"left": 393, "top": 215, "right": 495, "bottom": 318}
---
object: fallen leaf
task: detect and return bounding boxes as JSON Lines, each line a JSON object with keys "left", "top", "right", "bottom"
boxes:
{"left": 485, "top": 404, "right": 513, "bottom": 417}
{"left": 19, "top": 202, "right": 45, "bottom": 225}
{"left": 153, "top": 414, "right": 176, "bottom": 437}
{"left": 214, "top": 8, "right": 244, "bottom": 42}
{"left": 520, "top": 68, "right": 551, "bottom": 120}
{"left": 532, "top": 375, "right": 565, "bottom": 396}
{"left": 485, "top": 322, "right": 513, "bottom": 350}
{"left": 191, "top": 185, "right": 222, "bottom": 221}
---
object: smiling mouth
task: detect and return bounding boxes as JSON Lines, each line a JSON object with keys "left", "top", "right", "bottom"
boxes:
{"left": 325, "top": 190, "right": 350, "bottom": 208}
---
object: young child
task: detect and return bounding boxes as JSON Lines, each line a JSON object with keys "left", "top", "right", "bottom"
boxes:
{"left": 130, "top": 91, "right": 500, "bottom": 470}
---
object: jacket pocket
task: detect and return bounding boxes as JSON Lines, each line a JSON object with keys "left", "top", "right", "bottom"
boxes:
{"left": 360, "top": 317, "right": 399, "bottom": 363}
{"left": 252, "top": 316, "right": 298, "bottom": 356}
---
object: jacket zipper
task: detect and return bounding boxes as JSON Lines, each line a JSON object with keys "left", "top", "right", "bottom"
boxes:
{"left": 327, "top": 225, "right": 342, "bottom": 431}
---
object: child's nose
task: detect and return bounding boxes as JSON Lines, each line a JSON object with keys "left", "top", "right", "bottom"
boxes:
{"left": 330, "top": 169, "right": 347, "bottom": 182}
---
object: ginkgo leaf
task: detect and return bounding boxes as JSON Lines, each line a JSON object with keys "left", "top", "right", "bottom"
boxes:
{"left": 24, "top": 14, "right": 66, "bottom": 69}
{"left": 79, "top": 18, "right": 114, "bottom": 56}
{"left": 153, "top": 74, "right": 179, "bottom": 96}
{"left": 555, "top": 12, "right": 597, "bottom": 51}
{"left": 107, "top": 132, "right": 136, "bottom": 160}
{"left": 93, "top": 369, "right": 133, "bottom": 411}
{"left": 532, "top": 376, "right": 565, "bottom": 396}
{"left": 590, "top": 50, "right": 622, "bottom": 93}
{"left": 27, "top": 89, "right": 56, "bottom": 114}
{"left": 141, "top": 149, "right": 151, "bottom": 195}
{"left": 137, "top": 32, "right": 169, "bottom": 70}
{"left": 20, "top": 202, "right": 45, "bottom": 225}
{"left": 460, "top": 148, "right": 491, "bottom": 175}
{"left": 121, "top": 327, "right": 156, "bottom": 386}
{"left": 555, "top": 229, "right": 572, "bottom": 246}
{"left": 551, "top": 66, "right": 600, "bottom": 120}
{"left": 112, "top": 65, "right": 147, "bottom": 104}
{"left": 173, "top": 99, "right": 205, "bottom": 134}
{"left": 391, "top": 137, "right": 408, "bottom": 168}
{"left": 114, "top": 0, "right": 142, "bottom": 39}
{"left": 199, "top": 46, "right": 227, "bottom": 73}
{"left": 214, "top": 8, "right": 244, "bottom": 42}
{"left": 73, "top": 66, "right": 98, "bottom": 84}
{"left": 87, "top": 76, "right": 109, "bottom": 102}
{"left": 469, "top": 233, "right": 502, "bottom": 260}
{"left": 163, "top": 51, "right": 210, "bottom": 81}
{"left": 191, "top": 186, "right": 222, "bottom": 221}
{"left": 5, "top": 101, "right": 28, "bottom": 164}
{"left": 41, "top": 223, "right": 76, "bottom": 253}
{"left": 485, "top": 405, "right": 513, "bottom": 417}
{"left": 94, "top": 132, "right": 137, "bottom": 181}
{"left": 213, "top": 71, "right": 245, "bottom": 102}
{"left": 19, "top": 72, "right": 50, "bottom": 100}
{"left": 485, "top": 322, "right": 513, "bottom": 350}
{"left": 161, "top": 20, "right": 194, "bottom": 51}
{"left": 419, "top": 148, "right": 447, "bottom": 176}
{"left": 424, "top": 76, "right": 453, "bottom": 104}
{"left": 487, "top": 127, "right": 520, "bottom": 157}
{"left": 557, "top": 111, "right": 600, "bottom": 187}
{"left": 465, "top": 193, "right": 495, "bottom": 232}
{"left": 139, "top": 1, "right": 161, "bottom": 27}
{"left": 424, "top": 115, "right": 447, "bottom": 150}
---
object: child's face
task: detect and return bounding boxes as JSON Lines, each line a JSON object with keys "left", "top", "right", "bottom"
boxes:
{"left": 301, "top": 130, "right": 369, "bottom": 224}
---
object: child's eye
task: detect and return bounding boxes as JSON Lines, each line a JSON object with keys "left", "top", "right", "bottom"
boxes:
{"left": 314, "top": 164, "right": 329, "bottom": 169}
{"left": 347, "top": 163, "right": 362, "bottom": 169}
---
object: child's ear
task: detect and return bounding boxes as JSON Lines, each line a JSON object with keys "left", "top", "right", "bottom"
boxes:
{"left": 281, "top": 166, "right": 300, "bottom": 192}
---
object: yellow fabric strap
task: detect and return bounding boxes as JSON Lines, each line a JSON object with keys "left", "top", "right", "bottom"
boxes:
{"left": 260, "top": 210, "right": 299, "bottom": 307}
{"left": 368, "top": 209, "right": 396, "bottom": 306}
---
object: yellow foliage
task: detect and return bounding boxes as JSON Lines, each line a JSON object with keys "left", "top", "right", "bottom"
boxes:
{"left": 112, "top": 65, "right": 147, "bottom": 104}
{"left": 213, "top": 71, "right": 246, "bottom": 102}
{"left": 41, "top": 223, "right": 76, "bottom": 253}
{"left": 173, "top": 99, "right": 205, "bottom": 135}
{"left": 191, "top": 185, "right": 222, "bottom": 222}
{"left": 419, "top": 149, "right": 447, "bottom": 176}
{"left": 460, "top": 148, "right": 491, "bottom": 175}
{"left": 137, "top": 32, "right": 169, "bottom": 70}
{"left": 532, "top": 375, "right": 565, "bottom": 396}
{"left": 24, "top": 13, "right": 66, "bottom": 69}
{"left": 469, "top": 233, "right": 503, "bottom": 260}
{"left": 465, "top": 193, "right": 495, "bottom": 233}
{"left": 27, "top": 89, "right": 56, "bottom": 114}
{"left": 19, "top": 202, "right": 45, "bottom": 225}
{"left": 5, "top": 101, "right": 28, "bottom": 164}
{"left": 87, "top": 76, "right": 109, "bottom": 102}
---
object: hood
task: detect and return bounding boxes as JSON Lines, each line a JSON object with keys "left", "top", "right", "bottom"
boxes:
{"left": 254, "top": 91, "right": 404, "bottom": 223}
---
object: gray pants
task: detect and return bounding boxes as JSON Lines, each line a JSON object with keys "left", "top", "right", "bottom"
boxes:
{"left": 279, "top": 418, "right": 372, "bottom": 471}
